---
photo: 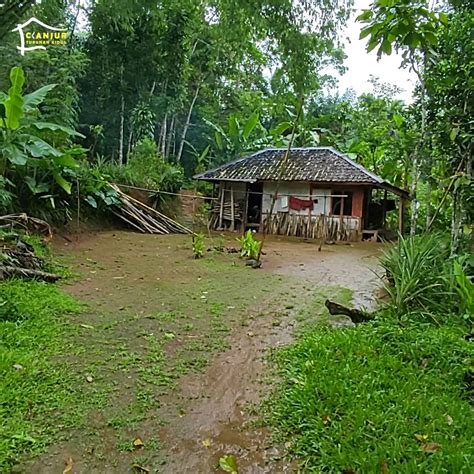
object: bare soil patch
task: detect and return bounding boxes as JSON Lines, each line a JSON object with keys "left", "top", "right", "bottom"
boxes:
{"left": 20, "top": 231, "right": 381, "bottom": 473}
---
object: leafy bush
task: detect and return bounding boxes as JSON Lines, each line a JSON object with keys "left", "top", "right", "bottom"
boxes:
{"left": 266, "top": 318, "right": 473, "bottom": 473}
{"left": 0, "top": 67, "right": 86, "bottom": 220}
{"left": 380, "top": 233, "right": 457, "bottom": 317}
{"left": 0, "top": 176, "right": 14, "bottom": 214}
{"left": 192, "top": 232, "right": 205, "bottom": 259}
{"left": 237, "top": 230, "right": 261, "bottom": 260}
{"left": 379, "top": 233, "right": 473, "bottom": 322}
{"left": 452, "top": 258, "right": 474, "bottom": 320}
{"left": 74, "top": 162, "right": 120, "bottom": 210}
{"left": 96, "top": 139, "right": 184, "bottom": 193}
{"left": 94, "top": 138, "right": 184, "bottom": 210}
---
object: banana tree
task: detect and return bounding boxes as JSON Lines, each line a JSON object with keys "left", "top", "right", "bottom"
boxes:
{"left": 203, "top": 111, "right": 263, "bottom": 164}
{"left": 0, "top": 66, "right": 84, "bottom": 210}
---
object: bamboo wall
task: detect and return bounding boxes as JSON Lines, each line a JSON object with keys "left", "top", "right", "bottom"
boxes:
{"left": 263, "top": 212, "right": 361, "bottom": 241}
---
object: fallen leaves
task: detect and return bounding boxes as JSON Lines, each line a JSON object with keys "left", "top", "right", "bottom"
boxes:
{"left": 201, "top": 438, "right": 212, "bottom": 448}
{"left": 414, "top": 433, "right": 429, "bottom": 443}
{"left": 63, "top": 457, "right": 73, "bottom": 474}
{"left": 133, "top": 437, "right": 144, "bottom": 448}
{"left": 421, "top": 442, "right": 441, "bottom": 454}
{"left": 414, "top": 433, "right": 441, "bottom": 454}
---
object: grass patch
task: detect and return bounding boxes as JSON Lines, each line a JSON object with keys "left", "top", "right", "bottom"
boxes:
{"left": 0, "top": 279, "right": 84, "bottom": 470}
{"left": 266, "top": 316, "right": 473, "bottom": 472}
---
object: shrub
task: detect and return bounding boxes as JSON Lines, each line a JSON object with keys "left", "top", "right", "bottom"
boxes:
{"left": 94, "top": 139, "right": 184, "bottom": 209}
{"left": 237, "top": 230, "right": 261, "bottom": 260}
{"left": 380, "top": 233, "right": 453, "bottom": 316}
{"left": 192, "top": 232, "right": 205, "bottom": 259}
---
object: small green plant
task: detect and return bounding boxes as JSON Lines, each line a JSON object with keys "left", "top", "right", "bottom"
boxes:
{"left": 219, "top": 454, "right": 238, "bottom": 473}
{"left": 452, "top": 258, "right": 474, "bottom": 321}
{"left": 237, "top": 230, "right": 261, "bottom": 260}
{"left": 192, "top": 232, "right": 205, "bottom": 259}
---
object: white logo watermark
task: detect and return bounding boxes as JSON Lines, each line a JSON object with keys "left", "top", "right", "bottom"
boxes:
{"left": 12, "top": 17, "right": 68, "bottom": 56}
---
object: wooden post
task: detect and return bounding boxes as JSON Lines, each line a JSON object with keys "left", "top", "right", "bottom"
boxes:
{"left": 382, "top": 189, "right": 388, "bottom": 229}
{"left": 218, "top": 182, "right": 225, "bottom": 230}
{"left": 230, "top": 184, "right": 235, "bottom": 231}
{"left": 308, "top": 184, "right": 312, "bottom": 239}
{"left": 242, "top": 183, "right": 249, "bottom": 232}
{"left": 399, "top": 196, "right": 405, "bottom": 235}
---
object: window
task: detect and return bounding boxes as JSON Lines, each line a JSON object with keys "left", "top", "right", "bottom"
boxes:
{"left": 331, "top": 191, "right": 353, "bottom": 216}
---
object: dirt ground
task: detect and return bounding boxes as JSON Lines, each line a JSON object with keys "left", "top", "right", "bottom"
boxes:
{"left": 21, "top": 230, "right": 382, "bottom": 474}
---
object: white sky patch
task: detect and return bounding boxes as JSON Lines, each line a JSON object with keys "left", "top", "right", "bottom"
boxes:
{"left": 329, "top": 0, "right": 417, "bottom": 102}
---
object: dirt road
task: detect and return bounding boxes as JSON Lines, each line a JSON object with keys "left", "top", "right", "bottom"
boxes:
{"left": 23, "top": 231, "right": 382, "bottom": 473}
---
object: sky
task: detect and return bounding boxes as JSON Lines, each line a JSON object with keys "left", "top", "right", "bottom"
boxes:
{"left": 331, "top": 0, "right": 417, "bottom": 102}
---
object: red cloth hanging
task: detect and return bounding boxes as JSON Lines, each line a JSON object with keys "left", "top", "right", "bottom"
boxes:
{"left": 289, "top": 196, "right": 313, "bottom": 211}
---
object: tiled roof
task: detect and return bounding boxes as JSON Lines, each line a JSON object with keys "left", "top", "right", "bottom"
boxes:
{"left": 194, "top": 147, "right": 385, "bottom": 185}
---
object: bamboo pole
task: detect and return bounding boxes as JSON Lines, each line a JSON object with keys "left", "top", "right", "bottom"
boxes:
{"left": 230, "top": 184, "right": 235, "bottom": 231}
{"left": 242, "top": 184, "right": 249, "bottom": 232}
{"left": 218, "top": 183, "right": 225, "bottom": 230}
{"left": 257, "top": 96, "right": 304, "bottom": 262}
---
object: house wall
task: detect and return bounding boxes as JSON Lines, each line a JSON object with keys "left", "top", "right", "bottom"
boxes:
{"left": 262, "top": 182, "right": 332, "bottom": 216}
{"left": 220, "top": 181, "right": 247, "bottom": 203}
{"left": 262, "top": 182, "right": 364, "bottom": 233}
{"left": 259, "top": 182, "right": 370, "bottom": 241}
{"left": 211, "top": 180, "right": 367, "bottom": 240}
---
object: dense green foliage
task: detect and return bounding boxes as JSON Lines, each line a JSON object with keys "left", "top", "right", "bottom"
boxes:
{"left": 380, "top": 234, "right": 473, "bottom": 319}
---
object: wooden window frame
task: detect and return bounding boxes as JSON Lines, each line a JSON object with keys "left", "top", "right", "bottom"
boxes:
{"left": 330, "top": 190, "right": 353, "bottom": 217}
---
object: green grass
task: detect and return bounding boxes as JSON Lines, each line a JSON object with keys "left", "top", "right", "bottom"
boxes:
{"left": 0, "top": 279, "right": 84, "bottom": 470}
{"left": 265, "top": 315, "right": 474, "bottom": 472}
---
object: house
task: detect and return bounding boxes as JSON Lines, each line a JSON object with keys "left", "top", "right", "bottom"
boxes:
{"left": 193, "top": 147, "right": 408, "bottom": 241}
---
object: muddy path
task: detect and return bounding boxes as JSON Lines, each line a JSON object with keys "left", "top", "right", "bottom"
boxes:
{"left": 22, "top": 231, "right": 382, "bottom": 473}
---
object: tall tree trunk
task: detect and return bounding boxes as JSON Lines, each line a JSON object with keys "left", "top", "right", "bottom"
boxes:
{"left": 410, "top": 59, "right": 427, "bottom": 236}
{"left": 160, "top": 113, "right": 167, "bottom": 158}
{"left": 118, "top": 93, "right": 125, "bottom": 166}
{"left": 450, "top": 184, "right": 461, "bottom": 256}
{"left": 126, "top": 129, "right": 133, "bottom": 163}
{"left": 165, "top": 115, "right": 175, "bottom": 160}
{"left": 425, "top": 153, "right": 432, "bottom": 230}
{"left": 410, "top": 155, "right": 420, "bottom": 236}
{"left": 176, "top": 83, "right": 201, "bottom": 163}
{"left": 118, "top": 65, "right": 125, "bottom": 166}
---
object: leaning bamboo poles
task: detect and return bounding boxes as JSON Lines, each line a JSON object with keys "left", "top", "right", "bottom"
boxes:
{"left": 109, "top": 184, "right": 192, "bottom": 235}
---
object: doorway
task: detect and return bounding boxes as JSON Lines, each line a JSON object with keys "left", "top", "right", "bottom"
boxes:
{"left": 247, "top": 182, "right": 263, "bottom": 226}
